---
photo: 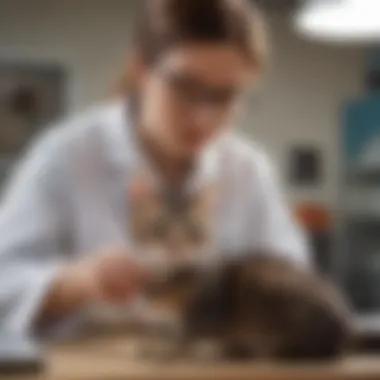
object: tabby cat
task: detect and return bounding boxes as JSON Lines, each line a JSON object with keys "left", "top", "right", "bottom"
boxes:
{"left": 142, "top": 252, "right": 352, "bottom": 362}
{"left": 129, "top": 175, "right": 215, "bottom": 260}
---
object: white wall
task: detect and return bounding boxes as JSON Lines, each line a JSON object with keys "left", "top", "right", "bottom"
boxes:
{"left": 244, "top": 13, "right": 366, "bottom": 205}
{"left": 0, "top": 0, "right": 366, "bottom": 205}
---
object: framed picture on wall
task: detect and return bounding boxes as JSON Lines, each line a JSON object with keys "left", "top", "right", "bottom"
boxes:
{"left": 0, "top": 61, "right": 66, "bottom": 157}
{"left": 288, "top": 145, "right": 323, "bottom": 186}
{"left": 0, "top": 61, "right": 67, "bottom": 188}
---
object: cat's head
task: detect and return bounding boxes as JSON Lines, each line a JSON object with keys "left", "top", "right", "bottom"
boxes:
{"left": 129, "top": 180, "right": 214, "bottom": 257}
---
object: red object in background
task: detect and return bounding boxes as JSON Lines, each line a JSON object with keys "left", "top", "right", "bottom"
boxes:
{"left": 294, "top": 203, "right": 331, "bottom": 233}
{"left": 294, "top": 203, "right": 332, "bottom": 273}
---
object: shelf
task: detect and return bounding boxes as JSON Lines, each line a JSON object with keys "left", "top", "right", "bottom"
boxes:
{"left": 346, "top": 166, "right": 380, "bottom": 184}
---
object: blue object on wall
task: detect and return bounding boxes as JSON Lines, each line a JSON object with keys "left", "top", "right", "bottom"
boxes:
{"left": 342, "top": 95, "right": 380, "bottom": 168}
{"left": 342, "top": 47, "right": 380, "bottom": 169}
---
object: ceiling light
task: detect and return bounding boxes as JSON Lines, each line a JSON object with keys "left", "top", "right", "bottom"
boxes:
{"left": 295, "top": 0, "right": 380, "bottom": 43}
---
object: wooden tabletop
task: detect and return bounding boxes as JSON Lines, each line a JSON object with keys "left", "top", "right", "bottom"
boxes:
{"left": 7, "top": 336, "right": 380, "bottom": 380}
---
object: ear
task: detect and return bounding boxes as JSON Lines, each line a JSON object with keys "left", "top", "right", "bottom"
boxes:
{"left": 109, "top": 50, "right": 147, "bottom": 97}
{"left": 129, "top": 50, "right": 149, "bottom": 86}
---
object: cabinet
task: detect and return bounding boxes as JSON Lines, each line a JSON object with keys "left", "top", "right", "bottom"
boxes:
{"left": 338, "top": 95, "right": 380, "bottom": 319}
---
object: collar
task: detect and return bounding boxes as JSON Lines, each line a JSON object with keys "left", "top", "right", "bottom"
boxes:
{"left": 101, "top": 97, "right": 221, "bottom": 194}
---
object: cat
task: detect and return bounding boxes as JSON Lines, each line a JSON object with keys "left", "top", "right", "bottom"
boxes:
{"left": 83, "top": 178, "right": 216, "bottom": 336}
{"left": 128, "top": 175, "right": 215, "bottom": 260}
{"left": 141, "top": 252, "right": 353, "bottom": 362}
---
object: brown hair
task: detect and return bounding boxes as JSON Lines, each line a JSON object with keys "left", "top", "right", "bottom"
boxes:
{"left": 112, "top": 0, "right": 268, "bottom": 95}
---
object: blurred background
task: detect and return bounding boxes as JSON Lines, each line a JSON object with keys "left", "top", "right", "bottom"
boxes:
{"left": 0, "top": 0, "right": 379, "bottom": 326}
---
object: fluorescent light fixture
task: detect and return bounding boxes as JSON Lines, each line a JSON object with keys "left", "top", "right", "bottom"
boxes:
{"left": 295, "top": 0, "right": 380, "bottom": 43}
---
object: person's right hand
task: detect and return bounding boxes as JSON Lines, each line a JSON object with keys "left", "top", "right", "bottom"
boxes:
{"left": 74, "top": 248, "right": 148, "bottom": 304}
{"left": 38, "top": 248, "right": 148, "bottom": 325}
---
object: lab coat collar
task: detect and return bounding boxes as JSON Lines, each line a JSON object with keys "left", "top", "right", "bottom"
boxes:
{"left": 102, "top": 97, "right": 221, "bottom": 193}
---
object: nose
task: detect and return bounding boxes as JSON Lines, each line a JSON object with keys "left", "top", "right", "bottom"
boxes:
{"left": 192, "top": 105, "right": 222, "bottom": 130}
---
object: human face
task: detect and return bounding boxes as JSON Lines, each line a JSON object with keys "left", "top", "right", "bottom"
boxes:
{"left": 137, "top": 43, "right": 256, "bottom": 158}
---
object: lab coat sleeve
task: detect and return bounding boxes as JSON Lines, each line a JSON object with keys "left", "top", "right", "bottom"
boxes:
{"left": 0, "top": 129, "right": 78, "bottom": 338}
{"left": 250, "top": 152, "right": 310, "bottom": 267}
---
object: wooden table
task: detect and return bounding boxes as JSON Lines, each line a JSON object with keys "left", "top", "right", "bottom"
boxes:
{"left": 5, "top": 336, "right": 380, "bottom": 380}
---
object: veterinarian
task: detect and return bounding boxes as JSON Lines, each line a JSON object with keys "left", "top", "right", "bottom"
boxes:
{"left": 0, "top": 0, "right": 309, "bottom": 339}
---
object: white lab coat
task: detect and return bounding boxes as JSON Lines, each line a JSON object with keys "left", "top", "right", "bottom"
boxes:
{"left": 0, "top": 98, "right": 309, "bottom": 339}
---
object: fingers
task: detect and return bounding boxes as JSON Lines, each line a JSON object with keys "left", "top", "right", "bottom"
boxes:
{"left": 94, "top": 250, "right": 149, "bottom": 303}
